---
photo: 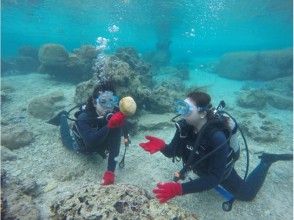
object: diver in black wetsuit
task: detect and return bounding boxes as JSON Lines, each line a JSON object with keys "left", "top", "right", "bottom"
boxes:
{"left": 139, "top": 91, "right": 293, "bottom": 203}
{"left": 48, "top": 81, "right": 127, "bottom": 185}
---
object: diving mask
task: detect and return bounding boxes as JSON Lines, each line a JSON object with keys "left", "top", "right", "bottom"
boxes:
{"left": 96, "top": 91, "right": 119, "bottom": 109}
{"left": 174, "top": 99, "right": 209, "bottom": 116}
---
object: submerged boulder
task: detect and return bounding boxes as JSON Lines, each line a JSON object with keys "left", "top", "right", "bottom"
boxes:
{"left": 237, "top": 81, "right": 293, "bottom": 110}
{"left": 1, "top": 173, "right": 41, "bottom": 220}
{"left": 1, "top": 126, "right": 34, "bottom": 150}
{"left": 50, "top": 184, "right": 198, "bottom": 220}
{"left": 27, "top": 91, "right": 65, "bottom": 120}
{"left": 215, "top": 48, "right": 293, "bottom": 80}
{"left": 236, "top": 89, "right": 267, "bottom": 110}
{"left": 38, "top": 44, "right": 98, "bottom": 82}
{"left": 239, "top": 112, "right": 282, "bottom": 143}
{"left": 38, "top": 44, "right": 69, "bottom": 66}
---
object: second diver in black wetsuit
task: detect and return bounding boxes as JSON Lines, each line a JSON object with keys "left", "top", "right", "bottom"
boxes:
{"left": 48, "top": 81, "right": 127, "bottom": 185}
{"left": 139, "top": 91, "right": 293, "bottom": 203}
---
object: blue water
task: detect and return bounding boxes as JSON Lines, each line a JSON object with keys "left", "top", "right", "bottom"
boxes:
{"left": 2, "top": 0, "right": 293, "bottom": 61}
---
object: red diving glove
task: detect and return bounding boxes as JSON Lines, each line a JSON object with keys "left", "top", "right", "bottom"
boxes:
{"left": 107, "top": 111, "right": 126, "bottom": 128}
{"left": 153, "top": 182, "right": 183, "bottom": 203}
{"left": 101, "top": 171, "right": 115, "bottom": 185}
{"left": 139, "top": 136, "right": 166, "bottom": 154}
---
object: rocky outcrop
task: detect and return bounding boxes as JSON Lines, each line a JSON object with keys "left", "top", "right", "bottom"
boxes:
{"left": 38, "top": 44, "right": 98, "bottom": 82}
{"left": 1, "top": 126, "right": 34, "bottom": 150}
{"left": 1, "top": 45, "right": 40, "bottom": 74}
{"left": 236, "top": 89, "right": 268, "bottom": 110}
{"left": 1, "top": 146, "right": 17, "bottom": 161}
{"left": 236, "top": 77, "right": 293, "bottom": 110}
{"left": 238, "top": 111, "right": 282, "bottom": 142}
{"left": 215, "top": 48, "right": 293, "bottom": 80}
{"left": 38, "top": 44, "right": 69, "bottom": 66}
{"left": 50, "top": 184, "right": 198, "bottom": 220}
{"left": 74, "top": 48, "right": 186, "bottom": 114}
{"left": 1, "top": 172, "right": 41, "bottom": 220}
{"left": 0, "top": 84, "right": 14, "bottom": 103}
{"left": 27, "top": 91, "right": 65, "bottom": 120}
{"left": 115, "top": 47, "right": 151, "bottom": 76}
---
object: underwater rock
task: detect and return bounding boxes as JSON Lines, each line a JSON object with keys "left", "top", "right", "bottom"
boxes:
{"left": 146, "top": 83, "right": 184, "bottom": 113}
{"left": 38, "top": 43, "right": 69, "bottom": 66}
{"left": 239, "top": 112, "right": 282, "bottom": 142}
{"left": 237, "top": 86, "right": 293, "bottom": 110}
{"left": 20, "top": 180, "right": 41, "bottom": 197}
{"left": 44, "top": 181, "right": 58, "bottom": 193}
{"left": 27, "top": 91, "right": 65, "bottom": 120}
{"left": 105, "top": 56, "right": 134, "bottom": 86}
{"left": 1, "top": 146, "right": 17, "bottom": 161}
{"left": 236, "top": 89, "right": 267, "bottom": 110}
{"left": 1, "top": 174, "right": 41, "bottom": 220}
{"left": 74, "top": 45, "right": 98, "bottom": 61}
{"left": 15, "top": 56, "right": 39, "bottom": 73}
{"left": 19, "top": 45, "right": 39, "bottom": 59}
{"left": 1, "top": 126, "right": 34, "bottom": 150}
{"left": 74, "top": 80, "right": 97, "bottom": 104}
{"left": 38, "top": 44, "right": 97, "bottom": 82}
{"left": 215, "top": 48, "right": 293, "bottom": 80}
{"left": 264, "top": 76, "right": 292, "bottom": 96}
{"left": 53, "top": 167, "right": 85, "bottom": 182}
{"left": 267, "top": 92, "right": 293, "bottom": 110}
{"left": 50, "top": 184, "right": 198, "bottom": 220}
{"left": 75, "top": 49, "right": 186, "bottom": 117}
{"left": 0, "top": 84, "right": 15, "bottom": 103}
{"left": 1, "top": 58, "right": 17, "bottom": 74}
{"left": 15, "top": 46, "right": 40, "bottom": 73}
{"left": 115, "top": 47, "right": 151, "bottom": 75}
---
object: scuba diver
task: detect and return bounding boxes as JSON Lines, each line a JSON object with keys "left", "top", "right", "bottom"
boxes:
{"left": 139, "top": 91, "right": 293, "bottom": 204}
{"left": 48, "top": 81, "right": 127, "bottom": 185}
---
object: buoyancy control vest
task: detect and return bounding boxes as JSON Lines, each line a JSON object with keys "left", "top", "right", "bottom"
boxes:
{"left": 172, "top": 101, "right": 249, "bottom": 182}
{"left": 71, "top": 104, "right": 115, "bottom": 157}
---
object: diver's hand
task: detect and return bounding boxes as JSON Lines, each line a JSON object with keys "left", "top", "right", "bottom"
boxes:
{"left": 101, "top": 171, "right": 115, "bottom": 185}
{"left": 139, "top": 136, "right": 166, "bottom": 154}
{"left": 107, "top": 111, "right": 126, "bottom": 128}
{"left": 153, "top": 182, "right": 182, "bottom": 203}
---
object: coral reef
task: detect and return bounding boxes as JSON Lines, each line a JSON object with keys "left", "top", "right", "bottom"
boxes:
{"left": 1, "top": 171, "right": 41, "bottom": 220}
{"left": 50, "top": 184, "right": 198, "bottom": 220}
{"left": 74, "top": 47, "right": 186, "bottom": 115}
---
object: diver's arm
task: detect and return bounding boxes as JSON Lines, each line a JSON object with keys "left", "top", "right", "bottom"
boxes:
{"left": 76, "top": 113, "right": 110, "bottom": 146}
{"left": 107, "top": 128, "right": 121, "bottom": 172}
{"left": 181, "top": 131, "right": 228, "bottom": 194}
{"left": 161, "top": 129, "right": 183, "bottom": 158}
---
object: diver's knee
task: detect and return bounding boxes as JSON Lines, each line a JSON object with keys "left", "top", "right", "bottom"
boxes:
{"left": 237, "top": 192, "right": 256, "bottom": 201}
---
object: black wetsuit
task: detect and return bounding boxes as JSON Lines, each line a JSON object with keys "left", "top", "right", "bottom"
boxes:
{"left": 59, "top": 110, "right": 121, "bottom": 172}
{"left": 162, "top": 124, "right": 273, "bottom": 201}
